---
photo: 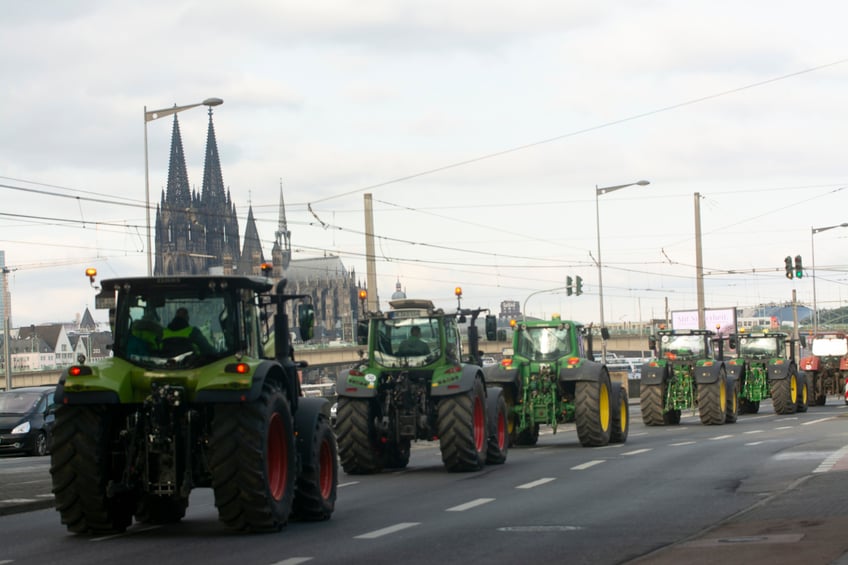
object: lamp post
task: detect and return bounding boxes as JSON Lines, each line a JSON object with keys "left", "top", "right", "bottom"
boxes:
{"left": 144, "top": 97, "right": 223, "bottom": 275}
{"left": 811, "top": 222, "right": 848, "bottom": 334}
{"left": 595, "top": 179, "right": 650, "bottom": 362}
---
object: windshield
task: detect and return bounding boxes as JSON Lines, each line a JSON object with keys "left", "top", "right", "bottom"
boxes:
{"left": 0, "top": 391, "right": 42, "bottom": 414}
{"left": 658, "top": 334, "right": 707, "bottom": 360}
{"left": 737, "top": 336, "right": 781, "bottom": 359}
{"left": 114, "top": 288, "right": 260, "bottom": 368}
{"left": 811, "top": 338, "right": 848, "bottom": 357}
{"left": 372, "top": 317, "right": 441, "bottom": 367}
{"left": 515, "top": 326, "right": 571, "bottom": 361}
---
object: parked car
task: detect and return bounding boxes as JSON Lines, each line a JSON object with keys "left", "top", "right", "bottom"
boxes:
{"left": 0, "top": 385, "right": 56, "bottom": 456}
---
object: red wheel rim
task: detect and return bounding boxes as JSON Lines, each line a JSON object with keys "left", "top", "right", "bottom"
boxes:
{"left": 473, "top": 396, "right": 485, "bottom": 451}
{"left": 318, "top": 437, "right": 334, "bottom": 500}
{"left": 266, "top": 412, "right": 288, "bottom": 501}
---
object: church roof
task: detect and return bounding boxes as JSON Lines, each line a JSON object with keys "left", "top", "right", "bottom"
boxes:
{"left": 284, "top": 255, "right": 348, "bottom": 283}
{"left": 79, "top": 307, "right": 97, "bottom": 331}
{"left": 238, "top": 205, "right": 265, "bottom": 275}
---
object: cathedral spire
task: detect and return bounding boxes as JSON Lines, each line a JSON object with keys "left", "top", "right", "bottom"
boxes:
{"left": 272, "top": 179, "right": 292, "bottom": 272}
{"left": 200, "top": 106, "right": 240, "bottom": 271}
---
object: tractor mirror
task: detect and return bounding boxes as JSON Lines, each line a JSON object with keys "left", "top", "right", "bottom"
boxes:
{"left": 485, "top": 315, "right": 497, "bottom": 340}
{"left": 297, "top": 304, "right": 315, "bottom": 342}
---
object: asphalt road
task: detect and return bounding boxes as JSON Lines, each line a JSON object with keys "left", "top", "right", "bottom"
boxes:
{"left": 3, "top": 398, "right": 848, "bottom": 564}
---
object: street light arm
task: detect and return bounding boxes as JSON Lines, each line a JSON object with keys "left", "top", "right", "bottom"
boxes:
{"left": 145, "top": 98, "right": 224, "bottom": 122}
{"left": 596, "top": 179, "right": 650, "bottom": 196}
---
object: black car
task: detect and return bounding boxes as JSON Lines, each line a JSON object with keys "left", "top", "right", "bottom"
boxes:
{"left": 0, "top": 385, "right": 56, "bottom": 456}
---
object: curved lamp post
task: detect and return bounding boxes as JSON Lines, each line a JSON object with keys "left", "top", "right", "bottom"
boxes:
{"left": 811, "top": 222, "right": 848, "bottom": 333}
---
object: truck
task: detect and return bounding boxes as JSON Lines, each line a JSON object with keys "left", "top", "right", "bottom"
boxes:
{"left": 798, "top": 332, "right": 848, "bottom": 405}
{"left": 335, "top": 289, "right": 508, "bottom": 473}
{"left": 50, "top": 268, "right": 337, "bottom": 534}
{"left": 640, "top": 328, "right": 737, "bottom": 425}
{"left": 726, "top": 329, "right": 808, "bottom": 414}
{"left": 482, "top": 317, "right": 628, "bottom": 447}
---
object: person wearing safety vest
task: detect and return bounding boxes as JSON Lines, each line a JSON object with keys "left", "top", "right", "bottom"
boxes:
{"left": 162, "top": 307, "right": 215, "bottom": 355}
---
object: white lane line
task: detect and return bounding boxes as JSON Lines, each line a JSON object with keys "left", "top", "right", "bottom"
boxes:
{"left": 814, "top": 445, "right": 848, "bottom": 474}
{"left": 270, "top": 559, "right": 314, "bottom": 565}
{"left": 355, "top": 522, "right": 421, "bottom": 539}
{"left": 90, "top": 525, "right": 161, "bottom": 541}
{"left": 338, "top": 481, "right": 359, "bottom": 488}
{"left": 621, "top": 448, "right": 652, "bottom": 456}
{"left": 516, "top": 477, "right": 557, "bottom": 489}
{"left": 709, "top": 435, "right": 733, "bottom": 441}
{"left": 745, "top": 441, "right": 764, "bottom": 446}
{"left": 802, "top": 417, "right": 834, "bottom": 426}
{"left": 670, "top": 441, "right": 696, "bottom": 446}
{"left": 446, "top": 498, "right": 495, "bottom": 512}
{"left": 775, "top": 426, "right": 793, "bottom": 430}
{"left": 744, "top": 430, "right": 764, "bottom": 434}
{"left": 571, "top": 460, "right": 605, "bottom": 471}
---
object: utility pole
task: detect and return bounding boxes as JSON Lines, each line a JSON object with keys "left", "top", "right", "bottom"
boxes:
{"left": 694, "top": 193, "right": 705, "bottom": 329}
{"left": 363, "top": 194, "right": 379, "bottom": 312}
{"left": 2, "top": 267, "right": 10, "bottom": 391}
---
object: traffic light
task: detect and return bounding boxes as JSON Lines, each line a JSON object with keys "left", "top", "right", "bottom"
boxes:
{"left": 784, "top": 256, "right": 793, "bottom": 279}
{"left": 794, "top": 255, "right": 803, "bottom": 279}
{"left": 575, "top": 276, "right": 583, "bottom": 296}
{"left": 566, "top": 276, "right": 573, "bottom": 296}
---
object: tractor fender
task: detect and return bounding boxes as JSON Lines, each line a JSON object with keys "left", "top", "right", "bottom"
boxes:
{"left": 726, "top": 363, "right": 744, "bottom": 383}
{"left": 557, "top": 360, "right": 608, "bottom": 383}
{"left": 294, "top": 396, "right": 332, "bottom": 465}
{"left": 767, "top": 361, "right": 794, "bottom": 381}
{"left": 694, "top": 363, "right": 725, "bottom": 385}
{"left": 335, "top": 367, "right": 379, "bottom": 399}
{"left": 640, "top": 363, "right": 668, "bottom": 386}
{"left": 431, "top": 365, "right": 483, "bottom": 397}
{"left": 481, "top": 364, "right": 520, "bottom": 387}
{"left": 195, "top": 360, "right": 299, "bottom": 408}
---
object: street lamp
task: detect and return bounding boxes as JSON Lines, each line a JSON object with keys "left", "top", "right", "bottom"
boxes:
{"left": 143, "top": 97, "right": 223, "bottom": 275}
{"left": 811, "top": 222, "right": 848, "bottom": 333}
{"left": 595, "top": 179, "right": 650, "bottom": 362}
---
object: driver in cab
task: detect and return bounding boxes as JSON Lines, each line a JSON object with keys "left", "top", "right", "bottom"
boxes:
{"left": 398, "top": 325, "right": 430, "bottom": 356}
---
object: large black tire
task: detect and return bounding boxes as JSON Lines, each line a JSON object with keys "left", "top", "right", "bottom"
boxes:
{"left": 336, "top": 397, "right": 383, "bottom": 474}
{"left": 797, "top": 375, "right": 809, "bottom": 413}
{"left": 575, "top": 372, "right": 612, "bottom": 447}
{"left": 438, "top": 376, "right": 488, "bottom": 472}
{"left": 725, "top": 377, "right": 739, "bottom": 424}
{"left": 50, "top": 405, "right": 135, "bottom": 534}
{"left": 135, "top": 494, "right": 188, "bottom": 524}
{"left": 698, "top": 370, "right": 727, "bottom": 425}
{"left": 293, "top": 414, "right": 337, "bottom": 521}
{"left": 485, "top": 387, "right": 509, "bottom": 464}
{"left": 772, "top": 373, "right": 798, "bottom": 415}
{"left": 381, "top": 439, "right": 411, "bottom": 470}
{"left": 609, "top": 383, "right": 629, "bottom": 444}
{"left": 640, "top": 383, "right": 666, "bottom": 426}
{"left": 208, "top": 381, "right": 296, "bottom": 532}
{"left": 30, "top": 430, "right": 48, "bottom": 457}
{"left": 513, "top": 422, "right": 540, "bottom": 446}
{"left": 739, "top": 398, "right": 760, "bottom": 414}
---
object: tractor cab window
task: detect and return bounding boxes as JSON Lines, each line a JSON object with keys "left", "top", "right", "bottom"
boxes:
{"left": 373, "top": 317, "right": 441, "bottom": 367}
{"left": 738, "top": 336, "right": 779, "bottom": 359}
{"left": 516, "top": 326, "right": 570, "bottom": 361}
{"left": 659, "top": 334, "right": 707, "bottom": 360}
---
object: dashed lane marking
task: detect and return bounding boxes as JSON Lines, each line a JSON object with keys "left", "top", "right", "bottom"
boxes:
{"left": 354, "top": 522, "right": 420, "bottom": 539}
{"left": 270, "top": 559, "right": 314, "bottom": 565}
{"left": 571, "top": 460, "right": 605, "bottom": 471}
{"left": 709, "top": 435, "right": 733, "bottom": 441}
{"left": 670, "top": 441, "right": 697, "bottom": 447}
{"left": 621, "top": 448, "right": 652, "bottom": 456}
{"left": 516, "top": 477, "right": 557, "bottom": 489}
{"left": 446, "top": 498, "right": 495, "bottom": 512}
{"left": 802, "top": 417, "right": 834, "bottom": 426}
{"left": 745, "top": 441, "right": 765, "bottom": 446}
{"left": 743, "top": 430, "right": 764, "bottom": 434}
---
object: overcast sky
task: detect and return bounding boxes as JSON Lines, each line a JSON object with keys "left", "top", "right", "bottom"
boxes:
{"left": 1, "top": 1, "right": 847, "bottom": 330}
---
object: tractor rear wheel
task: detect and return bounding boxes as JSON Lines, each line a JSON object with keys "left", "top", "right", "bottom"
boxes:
{"left": 576, "top": 373, "right": 612, "bottom": 446}
{"left": 336, "top": 397, "right": 383, "bottom": 474}
{"left": 640, "top": 383, "right": 666, "bottom": 426}
{"left": 50, "top": 405, "right": 135, "bottom": 534}
{"left": 796, "top": 374, "right": 809, "bottom": 413}
{"left": 485, "top": 387, "right": 509, "bottom": 464}
{"left": 610, "top": 382, "right": 629, "bottom": 443}
{"left": 513, "top": 423, "right": 540, "bottom": 446}
{"left": 698, "top": 370, "right": 727, "bottom": 425}
{"left": 772, "top": 373, "right": 798, "bottom": 415}
{"left": 725, "top": 377, "right": 739, "bottom": 423}
{"left": 209, "top": 381, "right": 296, "bottom": 532}
{"left": 293, "top": 414, "right": 337, "bottom": 521}
{"left": 438, "top": 376, "right": 487, "bottom": 472}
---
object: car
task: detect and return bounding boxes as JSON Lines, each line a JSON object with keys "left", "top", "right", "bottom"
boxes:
{"left": 0, "top": 385, "right": 56, "bottom": 456}
{"left": 481, "top": 356, "right": 497, "bottom": 367}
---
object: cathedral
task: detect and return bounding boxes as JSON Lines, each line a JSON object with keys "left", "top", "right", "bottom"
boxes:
{"left": 154, "top": 107, "right": 363, "bottom": 341}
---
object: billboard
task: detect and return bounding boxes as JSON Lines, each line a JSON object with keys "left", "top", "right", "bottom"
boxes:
{"left": 671, "top": 308, "right": 737, "bottom": 337}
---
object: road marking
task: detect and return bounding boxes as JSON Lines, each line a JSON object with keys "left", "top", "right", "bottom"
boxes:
{"left": 775, "top": 426, "right": 793, "bottom": 430}
{"left": 709, "top": 435, "right": 733, "bottom": 441}
{"left": 814, "top": 444, "right": 848, "bottom": 474}
{"left": 802, "top": 417, "right": 833, "bottom": 426}
{"left": 745, "top": 441, "right": 764, "bottom": 446}
{"left": 0, "top": 498, "right": 37, "bottom": 504}
{"left": 516, "top": 477, "right": 557, "bottom": 488}
{"left": 90, "top": 525, "right": 160, "bottom": 542}
{"left": 743, "top": 430, "right": 764, "bottom": 434}
{"left": 670, "top": 441, "right": 696, "bottom": 446}
{"left": 355, "top": 522, "right": 420, "bottom": 539}
{"left": 571, "top": 460, "right": 604, "bottom": 471}
{"left": 338, "top": 481, "right": 359, "bottom": 488}
{"left": 446, "top": 498, "right": 495, "bottom": 512}
{"left": 270, "top": 559, "right": 314, "bottom": 565}
{"left": 621, "top": 448, "right": 652, "bottom": 456}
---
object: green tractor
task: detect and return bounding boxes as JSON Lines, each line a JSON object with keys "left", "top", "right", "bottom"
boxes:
{"left": 335, "top": 289, "right": 508, "bottom": 473}
{"left": 482, "top": 317, "right": 628, "bottom": 447}
{"left": 640, "top": 328, "right": 737, "bottom": 426}
{"left": 726, "top": 330, "right": 808, "bottom": 414}
{"left": 50, "top": 268, "right": 337, "bottom": 534}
